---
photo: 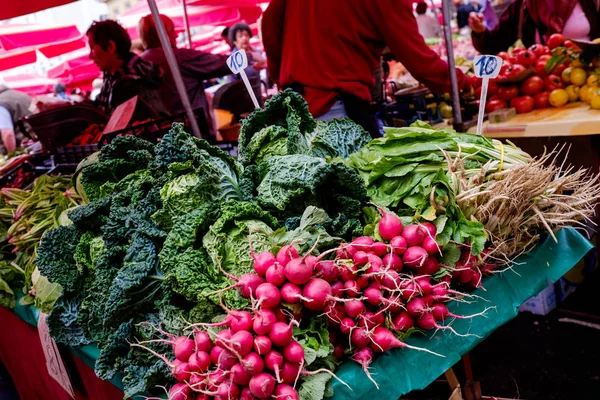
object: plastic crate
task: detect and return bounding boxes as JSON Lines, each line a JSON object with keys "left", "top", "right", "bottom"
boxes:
{"left": 54, "top": 145, "right": 100, "bottom": 165}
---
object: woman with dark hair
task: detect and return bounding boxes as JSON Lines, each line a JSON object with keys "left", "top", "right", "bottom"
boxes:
{"left": 87, "top": 19, "right": 166, "bottom": 115}
{"left": 227, "top": 22, "right": 267, "bottom": 83}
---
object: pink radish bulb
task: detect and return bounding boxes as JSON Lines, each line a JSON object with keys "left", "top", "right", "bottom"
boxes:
{"left": 249, "top": 373, "right": 276, "bottom": 399}
{"left": 383, "top": 253, "right": 403, "bottom": 271}
{"left": 378, "top": 211, "right": 403, "bottom": 240}
{"left": 277, "top": 245, "right": 299, "bottom": 267}
{"left": 169, "top": 383, "right": 191, "bottom": 400}
{"left": 352, "top": 236, "right": 375, "bottom": 252}
{"left": 265, "top": 350, "right": 285, "bottom": 372}
{"left": 215, "top": 382, "right": 240, "bottom": 400}
{"left": 353, "top": 251, "right": 369, "bottom": 266}
{"left": 356, "top": 275, "right": 370, "bottom": 289}
{"left": 230, "top": 330, "right": 254, "bottom": 356}
{"left": 370, "top": 326, "right": 405, "bottom": 353}
{"left": 333, "top": 344, "right": 345, "bottom": 360}
{"left": 194, "top": 330, "right": 213, "bottom": 353}
{"left": 364, "top": 286, "right": 383, "bottom": 306}
{"left": 344, "top": 299, "right": 366, "bottom": 318}
{"left": 282, "top": 341, "right": 305, "bottom": 364}
{"left": 240, "top": 388, "right": 255, "bottom": 400}
{"left": 269, "top": 322, "right": 293, "bottom": 347}
{"left": 273, "top": 307, "right": 289, "bottom": 323}
{"left": 350, "top": 327, "right": 370, "bottom": 348}
{"left": 188, "top": 351, "right": 211, "bottom": 372}
{"left": 336, "top": 245, "right": 357, "bottom": 259}
{"left": 275, "top": 384, "right": 300, "bottom": 400}
{"left": 217, "top": 349, "right": 238, "bottom": 370}
{"left": 242, "top": 352, "right": 265, "bottom": 376}
{"left": 458, "top": 268, "right": 474, "bottom": 284}
{"left": 420, "top": 222, "right": 437, "bottom": 238}
{"left": 284, "top": 258, "right": 314, "bottom": 285}
{"left": 340, "top": 264, "right": 359, "bottom": 282}
{"left": 380, "top": 270, "right": 401, "bottom": 291}
{"left": 280, "top": 362, "right": 301, "bottom": 384}
{"left": 319, "top": 260, "right": 339, "bottom": 282}
{"left": 353, "top": 347, "right": 376, "bottom": 386}
{"left": 215, "top": 329, "right": 233, "bottom": 348}
{"left": 402, "top": 225, "right": 425, "bottom": 246}
{"left": 421, "top": 236, "right": 440, "bottom": 255}
{"left": 415, "top": 276, "right": 433, "bottom": 295}
{"left": 406, "top": 297, "right": 427, "bottom": 317}
{"left": 416, "top": 312, "right": 439, "bottom": 330}
{"left": 366, "top": 253, "right": 384, "bottom": 271}
{"left": 324, "top": 302, "right": 346, "bottom": 325}
{"left": 422, "top": 294, "right": 435, "bottom": 307}
{"left": 210, "top": 346, "right": 224, "bottom": 366}
{"left": 280, "top": 283, "right": 303, "bottom": 304}
{"left": 173, "top": 337, "right": 195, "bottom": 362}
{"left": 470, "top": 268, "right": 482, "bottom": 288}
{"left": 358, "top": 311, "right": 384, "bottom": 330}
{"left": 340, "top": 317, "right": 356, "bottom": 335}
{"left": 253, "top": 309, "right": 277, "bottom": 335}
{"left": 238, "top": 273, "right": 267, "bottom": 298}
{"left": 253, "top": 335, "right": 272, "bottom": 355}
{"left": 189, "top": 373, "right": 203, "bottom": 388}
{"left": 173, "top": 362, "right": 192, "bottom": 381}
{"left": 344, "top": 280, "right": 360, "bottom": 297}
{"left": 305, "top": 255, "right": 319, "bottom": 270}
{"left": 432, "top": 303, "right": 450, "bottom": 321}
{"left": 420, "top": 257, "right": 441, "bottom": 275}
{"left": 385, "top": 294, "right": 404, "bottom": 313}
{"left": 266, "top": 263, "right": 286, "bottom": 287}
{"left": 372, "top": 241, "right": 388, "bottom": 256}
{"left": 254, "top": 251, "right": 276, "bottom": 276}
{"left": 400, "top": 281, "right": 418, "bottom": 300}
{"left": 431, "top": 284, "right": 449, "bottom": 300}
{"left": 226, "top": 367, "right": 248, "bottom": 391}
{"left": 391, "top": 311, "right": 414, "bottom": 332}
{"left": 228, "top": 310, "right": 254, "bottom": 332}
{"left": 390, "top": 236, "right": 408, "bottom": 255}
{"left": 331, "top": 281, "right": 344, "bottom": 297}
{"left": 255, "top": 283, "right": 281, "bottom": 309}
{"left": 302, "top": 278, "right": 333, "bottom": 311}
{"left": 403, "top": 246, "right": 429, "bottom": 268}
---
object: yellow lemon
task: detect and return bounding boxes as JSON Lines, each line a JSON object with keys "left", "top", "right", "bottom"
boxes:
{"left": 570, "top": 68, "right": 587, "bottom": 86}
{"left": 561, "top": 67, "right": 572, "bottom": 84}
{"left": 549, "top": 89, "right": 569, "bottom": 107}
{"left": 566, "top": 85, "right": 580, "bottom": 102}
{"left": 587, "top": 74, "right": 600, "bottom": 87}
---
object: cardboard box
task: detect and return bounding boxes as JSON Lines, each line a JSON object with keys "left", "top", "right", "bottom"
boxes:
{"left": 518, "top": 281, "right": 557, "bottom": 315}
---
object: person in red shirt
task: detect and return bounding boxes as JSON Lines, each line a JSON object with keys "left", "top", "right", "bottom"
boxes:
{"left": 261, "top": 0, "right": 469, "bottom": 137}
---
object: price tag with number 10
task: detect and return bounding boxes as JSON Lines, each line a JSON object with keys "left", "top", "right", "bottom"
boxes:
{"left": 473, "top": 55, "right": 503, "bottom": 135}
{"left": 226, "top": 50, "right": 260, "bottom": 109}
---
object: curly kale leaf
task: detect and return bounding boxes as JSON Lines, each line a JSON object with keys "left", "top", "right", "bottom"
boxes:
{"left": 36, "top": 225, "right": 82, "bottom": 293}
{"left": 47, "top": 296, "right": 91, "bottom": 347}
{"left": 306, "top": 118, "right": 372, "bottom": 159}
{"left": 95, "top": 320, "right": 134, "bottom": 380}
{"left": 67, "top": 197, "right": 111, "bottom": 231}
{"left": 241, "top": 125, "right": 289, "bottom": 166}
{"left": 99, "top": 135, "right": 155, "bottom": 163}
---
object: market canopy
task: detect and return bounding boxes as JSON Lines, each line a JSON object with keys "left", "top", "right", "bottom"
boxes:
{"left": 1, "top": 73, "right": 58, "bottom": 96}
{"left": 0, "top": 0, "right": 77, "bottom": 21}
{"left": 46, "top": 47, "right": 100, "bottom": 90}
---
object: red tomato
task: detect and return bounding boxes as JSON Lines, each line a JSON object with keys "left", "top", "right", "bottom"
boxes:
{"left": 510, "top": 96, "right": 535, "bottom": 114}
{"left": 553, "top": 64, "right": 567, "bottom": 75}
{"left": 488, "top": 80, "right": 499, "bottom": 96}
{"left": 563, "top": 40, "right": 580, "bottom": 50}
{"left": 512, "top": 46, "right": 526, "bottom": 55}
{"left": 534, "top": 91, "right": 550, "bottom": 109}
{"left": 538, "top": 54, "right": 551, "bottom": 63}
{"left": 529, "top": 44, "right": 545, "bottom": 59}
{"left": 520, "top": 76, "right": 545, "bottom": 96}
{"left": 470, "top": 75, "right": 482, "bottom": 89}
{"left": 507, "top": 64, "right": 527, "bottom": 78}
{"left": 516, "top": 50, "right": 537, "bottom": 66}
{"left": 535, "top": 60, "right": 548, "bottom": 77}
{"left": 498, "top": 85, "right": 519, "bottom": 101}
{"left": 544, "top": 74, "right": 564, "bottom": 91}
{"left": 486, "top": 99, "right": 508, "bottom": 114}
{"left": 497, "top": 51, "right": 510, "bottom": 61}
{"left": 488, "top": 94, "right": 501, "bottom": 102}
{"left": 509, "top": 56, "right": 518, "bottom": 65}
{"left": 499, "top": 61, "right": 512, "bottom": 76}
{"left": 547, "top": 33, "right": 565, "bottom": 50}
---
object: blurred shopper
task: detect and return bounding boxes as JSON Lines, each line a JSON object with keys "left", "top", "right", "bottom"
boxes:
{"left": 87, "top": 20, "right": 166, "bottom": 115}
{"left": 457, "top": 0, "right": 480, "bottom": 31}
{"left": 469, "top": 0, "right": 599, "bottom": 54}
{"left": 0, "top": 79, "right": 32, "bottom": 153}
{"left": 54, "top": 83, "right": 72, "bottom": 101}
{"left": 262, "top": 0, "right": 469, "bottom": 137}
{"left": 415, "top": 2, "right": 442, "bottom": 39}
{"left": 221, "top": 27, "right": 233, "bottom": 49}
{"left": 227, "top": 22, "right": 267, "bottom": 83}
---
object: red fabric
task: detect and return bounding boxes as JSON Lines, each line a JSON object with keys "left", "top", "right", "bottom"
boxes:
{"left": 2, "top": 73, "right": 58, "bottom": 96}
{"left": 0, "top": 49, "right": 36, "bottom": 71}
{"left": 38, "top": 36, "right": 87, "bottom": 58}
{"left": 0, "top": 24, "right": 81, "bottom": 51}
{"left": 0, "top": 0, "right": 75, "bottom": 21}
{"left": 262, "top": 0, "right": 469, "bottom": 117}
{"left": 0, "top": 307, "right": 79, "bottom": 400}
{"left": 70, "top": 355, "right": 124, "bottom": 400}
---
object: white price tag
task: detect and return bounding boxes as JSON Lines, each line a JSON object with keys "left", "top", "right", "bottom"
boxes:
{"left": 38, "top": 313, "right": 75, "bottom": 398}
{"left": 473, "top": 55, "right": 503, "bottom": 79}
{"left": 226, "top": 50, "right": 249, "bottom": 74}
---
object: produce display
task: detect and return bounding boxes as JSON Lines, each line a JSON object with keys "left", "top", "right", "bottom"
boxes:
{"left": 473, "top": 35, "right": 600, "bottom": 115}
{"left": 1, "top": 90, "right": 599, "bottom": 400}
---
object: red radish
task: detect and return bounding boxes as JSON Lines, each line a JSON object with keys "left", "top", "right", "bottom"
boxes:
{"left": 215, "top": 273, "right": 266, "bottom": 299}
{"left": 215, "top": 329, "right": 233, "bottom": 349}
{"left": 420, "top": 222, "right": 437, "bottom": 238}
{"left": 391, "top": 311, "right": 414, "bottom": 332}
{"left": 240, "top": 387, "right": 256, "bottom": 400}
{"left": 243, "top": 352, "right": 265, "bottom": 376}
{"left": 385, "top": 294, "right": 404, "bottom": 313}
{"left": 366, "top": 254, "right": 384, "bottom": 271}
{"left": 265, "top": 350, "right": 285, "bottom": 376}
{"left": 230, "top": 363, "right": 251, "bottom": 386}
{"left": 266, "top": 263, "right": 286, "bottom": 287}
{"left": 210, "top": 345, "right": 225, "bottom": 366}
{"left": 420, "top": 257, "right": 441, "bottom": 275}
{"left": 390, "top": 236, "right": 408, "bottom": 255}
{"left": 215, "top": 382, "right": 240, "bottom": 400}
{"left": 372, "top": 241, "right": 388, "bottom": 256}
{"left": 383, "top": 253, "right": 403, "bottom": 271}
{"left": 406, "top": 297, "right": 427, "bottom": 317}
{"left": 380, "top": 270, "right": 401, "bottom": 291}
{"left": 378, "top": 210, "right": 403, "bottom": 240}
{"left": 421, "top": 236, "right": 440, "bottom": 255}
{"left": 189, "top": 373, "right": 203, "bottom": 389}
{"left": 273, "top": 307, "right": 289, "bottom": 323}
{"left": 319, "top": 261, "right": 339, "bottom": 282}
{"left": 254, "top": 251, "right": 276, "bottom": 276}
{"left": 470, "top": 268, "right": 482, "bottom": 288}
{"left": 253, "top": 335, "right": 272, "bottom": 355}
{"left": 280, "top": 283, "right": 304, "bottom": 304}
{"left": 188, "top": 351, "right": 211, "bottom": 372}
{"left": 432, "top": 303, "right": 450, "bottom": 321}
{"left": 269, "top": 322, "right": 293, "bottom": 347}
{"left": 333, "top": 344, "right": 345, "bottom": 360}
{"left": 277, "top": 245, "right": 299, "bottom": 266}
{"left": 364, "top": 286, "right": 383, "bottom": 306}
{"left": 356, "top": 275, "right": 370, "bottom": 289}
{"left": 416, "top": 312, "right": 440, "bottom": 330}
{"left": 324, "top": 302, "right": 346, "bottom": 324}
{"left": 351, "top": 327, "right": 370, "bottom": 348}
{"left": 340, "top": 264, "right": 359, "bottom": 282}
{"left": 217, "top": 349, "right": 238, "bottom": 370}
{"left": 431, "top": 284, "right": 449, "bottom": 300}
{"left": 344, "top": 280, "right": 360, "bottom": 297}
{"left": 305, "top": 255, "right": 319, "bottom": 270}
{"left": 358, "top": 312, "right": 384, "bottom": 330}
{"left": 403, "top": 246, "right": 429, "bottom": 268}
{"left": 274, "top": 384, "right": 299, "bottom": 400}
{"left": 173, "top": 337, "right": 195, "bottom": 362}
{"left": 173, "top": 362, "right": 192, "bottom": 381}
{"left": 402, "top": 225, "right": 425, "bottom": 246}
{"left": 230, "top": 330, "right": 255, "bottom": 356}
{"left": 280, "top": 361, "right": 301, "bottom": 384}
{"left": 458, "top": 268, "right": 474, "bottom": 284}
{"left": 169, "top": 382, "right": 191, "bottom": 400}
{"left": 370, "top": 326, "right": 406, "bottom": 353}
{"left": 422, "top": 294, "right": 435, "bottom": 307}
{"left": 194, "top": 330, "right": 213, "bottom": 352}
{"left": 352, "top": 236, "right": 375, "bottom": 252}
{"left": 255, "top": 283, "right": 281, "bottom": 309}
{"left": 340, "top": 317, "right": 356, "bottom": 335}
{"left": 400, "top": 281, "right": 418, "bottom": 300}
{"left": 415, "top": 276, "right": 433, "bottom": 295}
{"left": 336, "top": 245, "right": 357, "bottom": 259}
{"left": 353, "top": 251, "right": 369, "bottom": 266}
{"left": 228, "top": 310, "right": 254, "bottom": 333}
{"left": 284, "top": 258, "right": 313, "bottom": 285}
{"left": 302, "top": 278, "right": 333, "bottom": 311}
{"left": 344, "top": 299, "right": 366, "bottom": 318}
{"left": 353, "top": 347, "right": 378, "bottom": 389}
{"left": 331, "top": 281, "right": 344, "bottom": 297}
{"left": 253, "top": 309, "right": 277, "bottom": 335}
{"left": 249, "top": 373, "right": 276, "bottom": 399}
{"left": 282, "top": 341, "right": 304, "bottom": 364}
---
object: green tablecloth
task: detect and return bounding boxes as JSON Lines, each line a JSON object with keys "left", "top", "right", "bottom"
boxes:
{"left": 9, "top": 228, "right": 593, "bottom": 399}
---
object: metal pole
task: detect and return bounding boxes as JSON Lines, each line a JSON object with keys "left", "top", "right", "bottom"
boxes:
{"left": 146, "top": 0, "right": 202, "bottom": 139}
{"left": 182, "top": 0, "right": 193, "bottom": 49}
{"left": 442, "top": 0, "right": 463, "bottom": 131}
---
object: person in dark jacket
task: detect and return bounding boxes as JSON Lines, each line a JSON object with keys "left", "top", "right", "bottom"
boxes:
{"left": 0, "top": 81, "right": 32, "bottom": 153}
{"left": 87, "top": 20, "right": 166, "bottom": 116}
{"left": 469, "top": 0, "right": 599, "bottom": 54}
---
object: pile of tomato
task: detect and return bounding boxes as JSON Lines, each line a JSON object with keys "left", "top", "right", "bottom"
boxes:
{"left": 470, "top": 34, "right": 600, "bottom": 115}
